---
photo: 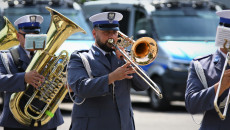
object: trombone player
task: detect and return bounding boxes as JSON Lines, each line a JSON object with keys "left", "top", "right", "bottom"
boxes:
{"left": 0, "top": 15, "right": 63, "bottom": 130}
{"left": 67, "top": 12, "right": 149, "bottom": 130}
{"left": 185, "top": 10, "right": 230, "bottom": 129}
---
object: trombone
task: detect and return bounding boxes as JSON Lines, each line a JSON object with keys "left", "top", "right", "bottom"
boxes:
{"left": 214, "top": 39, "right": 230, "bottom": 120}
{"left": 108, "top": 31, "right": 163, "bottom": 99}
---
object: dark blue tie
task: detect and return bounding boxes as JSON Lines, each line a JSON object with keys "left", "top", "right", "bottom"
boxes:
{"left": 105, "top": 53, "right": 111, "bottom": 64}
{"left": 30, "top": 51, "right": 35, "bottom": 59}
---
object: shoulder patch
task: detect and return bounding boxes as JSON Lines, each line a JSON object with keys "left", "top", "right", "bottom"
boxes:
{"left": 193, "top": 54, "right": 212, "bottom": 61}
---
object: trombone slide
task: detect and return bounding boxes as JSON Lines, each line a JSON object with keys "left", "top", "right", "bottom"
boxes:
{"left": 110, "top": 37, "right": 163, "bottom": 99}
{"left": 214, "top": 52, "right": 230, "bottom": 120}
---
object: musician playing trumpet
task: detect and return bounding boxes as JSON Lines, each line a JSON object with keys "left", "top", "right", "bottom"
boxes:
{"left": 67, "top": 12, "right": 149, "bottom": 130}
{"left": 185, "top": 10, "right": 230, "bottom": 130}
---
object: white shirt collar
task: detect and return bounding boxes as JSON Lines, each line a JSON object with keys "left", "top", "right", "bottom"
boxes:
{"left": 23, "top": 48, "right": 35, "bottom": 59}
{"left": 94, "top": 44, "right": 110, "bottom": 55}
{"left": 23, "top": 48, "right": 31, "bottom": 58}
{"left": 219, "top": 48, "right": 227, "bottom": 58}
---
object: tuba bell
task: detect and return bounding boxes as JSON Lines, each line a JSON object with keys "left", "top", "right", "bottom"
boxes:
{"left": 9, "top": 7, "right": 86, "bottom": 127}
{"left": 0, "top": 16, "right": 19, "bottom": 50}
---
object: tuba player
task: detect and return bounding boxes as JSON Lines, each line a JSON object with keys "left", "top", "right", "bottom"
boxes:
{"left": 0, "top": 15, "right": 63, "bottom": 130}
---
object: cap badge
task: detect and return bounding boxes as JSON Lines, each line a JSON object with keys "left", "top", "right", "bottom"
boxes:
{"left": 30, "top": 16, "right": 37, "bottom": 23}
{"left": 108, "top": 13, "right": 115, "bottom": 23}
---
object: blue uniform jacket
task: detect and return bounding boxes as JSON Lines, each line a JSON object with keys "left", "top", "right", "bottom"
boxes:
{"left": 0, "top": 45, "right": 63, "bottom": 129}
{"left": 67, "top": 45, "right": 149, "bottom": 130}
{"left": 186, "top": 50, "right": 230, "bottom": 130}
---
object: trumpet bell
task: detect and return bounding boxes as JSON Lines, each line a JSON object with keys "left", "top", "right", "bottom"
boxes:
{"left": 131, "top": 37, "right": 158, "bottom": 66}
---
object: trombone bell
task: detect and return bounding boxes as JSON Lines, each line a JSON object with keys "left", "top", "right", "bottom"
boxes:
{"left": 109, "top": 31, "right": 162, "bottom": 99}
{"left": 131, "top": 37, "right": 158, "bottom": 66}
{"left": 133, "top": 40, "right": 149, "bottom": 57}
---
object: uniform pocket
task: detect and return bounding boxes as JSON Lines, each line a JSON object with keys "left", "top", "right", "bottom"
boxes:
{"left": 73, "top": 105, "right": 99, "bottom": 118}
{"left": 91, "top": 70, "right": 102, "bottom": 77}
{"left": 71, "top": 117, "right": 88, "bottom": 130}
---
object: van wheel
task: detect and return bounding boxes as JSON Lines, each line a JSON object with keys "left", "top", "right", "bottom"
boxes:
{"left": 149, "top": 79, "right": 170, "bottom": 110}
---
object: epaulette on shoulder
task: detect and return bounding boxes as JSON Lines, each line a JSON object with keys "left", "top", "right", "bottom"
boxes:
{"left": 76, "top": 49, "right": 89, "bottom": 54}
{"left": 9, "top": 46, "right": 17, "bottom": 50}
{"left": 0, "top": 46, "right": 17, "bottom": 53}
{"left": 0, "top": 50, "right": 10, "bottom": 53}
{"left": 193, "top": 54, "right": 212, "bottom": 61}
{"left": 72, "top": 49, "right": 89, "bottom": 55}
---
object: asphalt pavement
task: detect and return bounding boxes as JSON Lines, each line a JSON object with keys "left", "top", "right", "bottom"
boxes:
{"left": 0, "top": 95, "right": 202, "bottom": 130}
{"left": 57, "top": 95, "right": 202, "bottom": 130}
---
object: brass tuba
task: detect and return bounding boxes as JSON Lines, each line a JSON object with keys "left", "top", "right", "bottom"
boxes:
{"left": 9, "top": 7, "right": 86, "bottom": 127}
{"left": 0, "top": 16, "right": 19, "bottom": 50}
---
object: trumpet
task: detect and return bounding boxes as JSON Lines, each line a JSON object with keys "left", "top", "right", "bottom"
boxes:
{"left": 108, "top": 31, "right": 163, "bottom": 99}
{"left": 214, "top": 39, "right": 230, "bottom": 120}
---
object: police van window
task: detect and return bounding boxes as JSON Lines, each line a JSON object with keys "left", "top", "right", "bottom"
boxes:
{"left": 151, "top": 9, "right": 219, "bottom": 41}
{"left": 135, "top": 18, "right": 152, "bottom": 39}
{"left": 134, "top": 10, "right": 145, "bottom": 29}
{"left": 102, "top": 9, "right": 130, "bottom": 35}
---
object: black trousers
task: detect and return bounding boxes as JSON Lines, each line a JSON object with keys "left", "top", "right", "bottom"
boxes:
{"left": 4, "top": 127, "right": 57, "bottom": 130}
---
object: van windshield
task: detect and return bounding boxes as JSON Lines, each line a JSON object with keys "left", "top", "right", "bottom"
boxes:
{"left": 152, "top": 9, "right": 219, "bottom": 41}
{"left": 4, "top": 6, "right": 93, "bottom": 40}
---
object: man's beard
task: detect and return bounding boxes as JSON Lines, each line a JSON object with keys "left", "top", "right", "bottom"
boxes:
{"left": 96, "top": 35, "right": 114, "bottom": 52}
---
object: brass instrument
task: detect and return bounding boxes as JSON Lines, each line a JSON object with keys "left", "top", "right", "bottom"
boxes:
{"left": 9, "top": 7, "right": 86, "bottom": 126}
{"left": 214, "top": 39, "right": 230, "bottom": 120}
{"left": 0, "top": 16, "right": 19, "bottom": 50}
{"left": 108, "top": 31, "right": 163, "bottom": 99}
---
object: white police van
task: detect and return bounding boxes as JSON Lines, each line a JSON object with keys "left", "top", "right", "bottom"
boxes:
{"left": 82, "top": 0, "right": 224, "bottom": 110}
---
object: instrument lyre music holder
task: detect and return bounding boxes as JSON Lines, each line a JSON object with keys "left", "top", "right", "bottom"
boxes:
{"left": 25, "top": 34, "right": 47, "bottom": 50}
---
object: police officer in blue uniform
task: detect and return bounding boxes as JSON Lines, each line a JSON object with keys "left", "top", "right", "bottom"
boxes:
{"left": 186, "top": 10, "right": 230, "bottom": 130}
{"left": 67, "top": 12, "right": 149, "bottom": 130}
{"left": 0, "top": 15, "right": 63, "bottom": 130}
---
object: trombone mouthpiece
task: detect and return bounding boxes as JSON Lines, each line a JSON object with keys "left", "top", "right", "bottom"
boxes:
{"left": 158, "top": 94, "right": 163, "bottom": 99}
{"left": 108, "top": 39, "right": 114, "bottom": 44}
